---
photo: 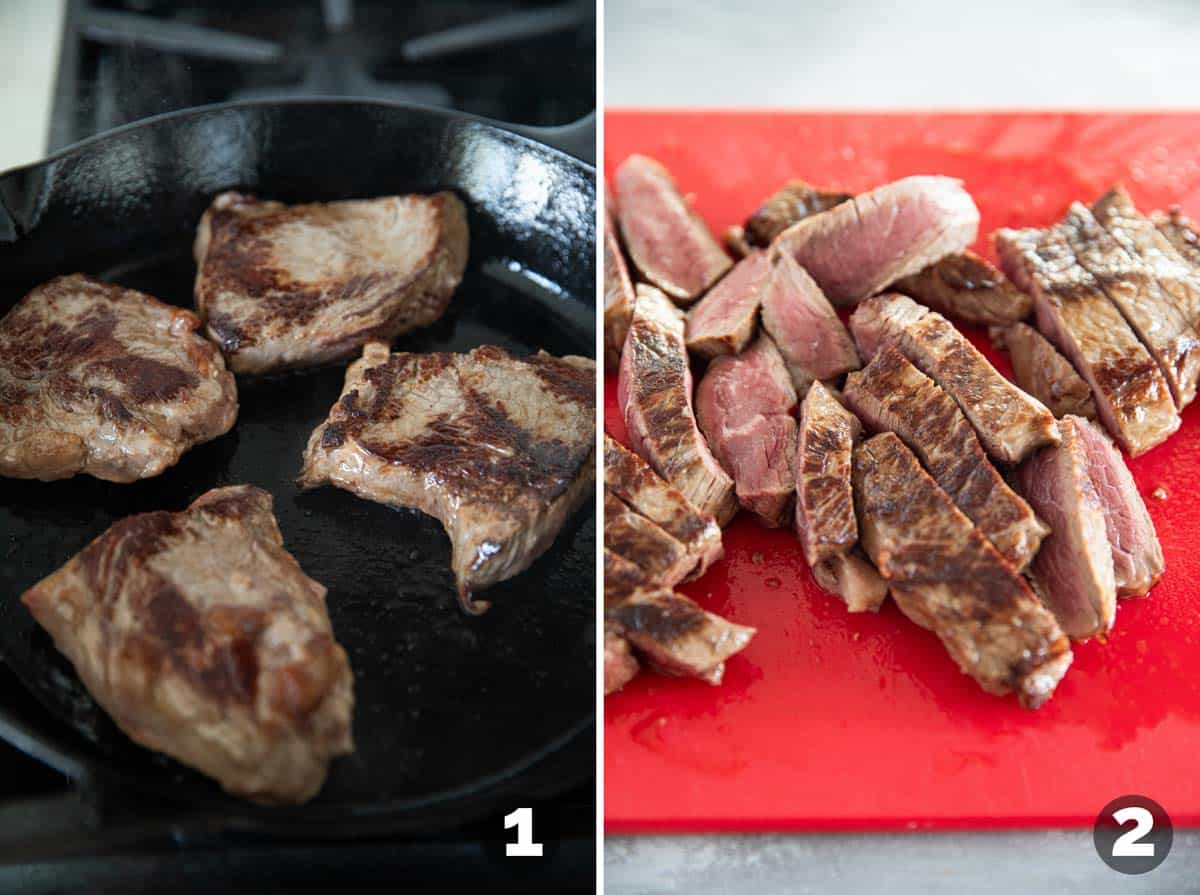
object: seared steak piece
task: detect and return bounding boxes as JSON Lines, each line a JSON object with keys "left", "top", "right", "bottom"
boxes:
{"left": 795, "top": 382, "right": 887, "bottom": 612}
{"left": 843, "top": 346, "right": 1047, "bottom": 570}
{"left": 603, "top": 434, "right": 723, "bottom": 581}
{"left": 1072, "top": 416, "right": 1164, "bottom": 597}
{"left": 605, "top": 621, "right": 640, "bottom": 694}
{"left": 613, "top": 155, "right": 732, "bottom": 304}
{"left": 990, "top": 322, "right": 1097, "bottom": 420}
{"left": 619, "top": 285, "right": 737, "bottom": 525}
{"left": 741, "top": 180, "right": 852, "bottom": 247}
{"left": 300, "top": 342, "right": 595, "bottom": 613}
{"left": 724, "top": 225, "right": 754, "bottom": 259}
{"left": 686, "top": 250, "right": 770, "bottom": 359}
{"left": 1153, "top": 206, "right": 1200, "bottom": 270}
{"left": 996, "top": 224, "right": 1180, "bottom": 455}
{"left": 0, "top": 274, "right": 236, "bottom": 483}
{"left": 1016, "top": 420, "right": 1117, "bottom": 640}
{"left": 890, "top": 249, "right": 1033, "bottom": 326}
{"left": 775, "top": 176, "right": 980, "bottom": 306}
{"left": 849, "top": 293, "right": 1059, "bottom": 464}
{"left": 854, "top": 433, "right": 1073, "bottom": 709}
{"left": 193, "top": 191, "right": 468, "bottom": 374}
{"left": 21, "top": 486, "right": 353, "bottom": 804}
{"left": 604, "top": 198, "right": 637, "bottom": 368}
{"left": 605, "top": 493, "right": 694, "bottom": 589}
{"left": 695, "top": 335, "right": 798, "bottom": 527}
{"left": 760, "top": 247, "right": 860, "bottom": 393}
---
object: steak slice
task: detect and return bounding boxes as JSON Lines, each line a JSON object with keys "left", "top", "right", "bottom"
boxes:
{"left": 843, "top": 346, "right": 1047, "bottom": 570}
{"left": 618, "top": 285, "right": 737, "bottom": 525}
{"left": 1153, "top": 206, "right": 1200, "bottom": 270}
{"left": 0, "top": 274, "right": 237, "bottom": 483}
{"left": 1072, "top": 416, "right": 1164, "bottom": 598}
{"left": 604, "top": 493, "right": 694, "bottom": 589}
{"left": 741, "top": 180, "right": 852, "bottom": 247}
{"left": 685, "top": 250, "right": 770, "bottom": 359}
{"left": 1016, "top": 420, "right": 1117, "bottom": 640}
{"left": 996, "top": 225, "right": 1180, "bottom": 455}
{"left": 775, "top": 176, "right": 980, "bottom": 306}
{"left": 990, "top": 322, "right": 1097, "bottom": 420}
{"left": 603, "top": 434, "right": 723, "bottom": 581}
{"left": 300, "top": 342, "right": 595, "bottom": 613}
{"left": 853, "top": 433, "right": 1073, "bottom": 709}
{"left": 849, "top": 292, "right": 1059, "bottom": 464}
{"left": 21, "top": 485, "right": 353, "bottom": 804}
{"left": 613, "top": 154, "right": 732, "bottom": 304}
{"left": 695, "top": 334, "right": 798, "bottom": 527}
{"left": 890, "top": 249, "right": 1033, "bottom": 326}
{"left": 795, "top": 382, "right": 887, "bottom": 612}
{"left": 604, "top": 197, "right": 637, "bottom": 367}
{"left": 193, "top": 191, "right": 468, "bottom": 374}
{"left": 759, "top": 247, "right": 861, "bottom": 393}
{"left": 605, "top": 620, "right": 640, "bottom": 694}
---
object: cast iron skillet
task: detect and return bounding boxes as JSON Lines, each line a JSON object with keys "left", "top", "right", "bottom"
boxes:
{"left": 0, "top": 99, "right": 595, "bottom": 839}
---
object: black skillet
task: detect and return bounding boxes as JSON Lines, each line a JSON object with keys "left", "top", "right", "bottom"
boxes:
{"left": 0, "top": 99, "right": 595, "bottom": 839}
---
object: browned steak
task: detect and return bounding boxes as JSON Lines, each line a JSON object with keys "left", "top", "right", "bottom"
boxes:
{"left": 996, "top": 224, "right": 1180, "bottom": 455}
{"left": 843, "top": 346, "right": 1047, "bottom": 570}
{"left": 741, "top": 180, "right": 852, "bottom": 247}
{"left": 990, "top": 322, "right": 1097, "bottom": 420}
{"left": 605, "top": 493, "right": 694, "bottom": 589}
{"left": 724, "top": 225, "right": 754, "bottom": 259}
{"left": 193, "top": 191, "right": 468, "bottom": 374}
{"left": 1153, "top": 206, "right": 1200, "bottom": 270}
{"left": 603, "top": 434, "right": 723, "bottom": 581}
{"left": 695, "top": 335, "right": 798, "bottom": 527}
{"left": 618, "top": 285, "right": 737, "bottom": 525}
{"left": 21, "top": 485, "right": 353, "bottom": 804}
{"left": 300, "top": 342, "right": 595, "bottom": 613}
{"left": 849, "top": 292, "right": 1059, "bottom": 464}
{"left": 1016, "top": 419, "right": 1116, "bottom": 640}
{"left": 685, "top": 250, "right": 770, "bottom": 359}
{"left": 0, "top": 274, "right": 236, "bottom": 482}
{"left": 613, "top": 155, "right": 731, "bottom": 304}
{"left": 605, "top": 620, "right": 640, "bottom": 694}
{"left": 854, "top": 433, "right": 1072, "bottom": 709}
{"left": 891, "top": 249, "right": 1033, "bottom": 326}
{"left": 795, "top": 382, "right": 887, "bottom": 612}
{"left": 604, "top": 197, "right": 637, "bottom": 367}
{"left": 775, "top": 176, "right": 979, "bottom": 306}
{"left": 759, "top": 246, "right": 860, "bottom": 393}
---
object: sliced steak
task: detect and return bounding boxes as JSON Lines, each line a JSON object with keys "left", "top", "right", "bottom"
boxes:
{"left": 618, "top": 285, "right": 737, "bottom": 525}
{"left": 849, "top": 292, "right": 1059, "bottom": 464}
{"left": 21, "top": 485, "right": 353, "bottom": 804}
{"left": 843, "top": 346, "right": 1047, "bottom": 570}
{"left": 775, "top": 176, "right": 980, "bottom": 306}
{"left": 613, "top": 154, "right": 732, "bottom": 304}
{"left": 742, "top": 180, "right": 852, "bottom": 247}
{"left": 725, "top": 225, "right": 754, "bottom": 259}
{"left": 990, "top": 322, "right": 1097, "bottom": 420}
{"left": 890, "top": 249, "right": 1033, "bottom": 326}
{"left": 0, "top": 274, "right": 237, "bottom": 483}
{"left": 604, "top": 199, "right": 638, "bottom": 368}
{"left": 1153, "top": 206, "right": 1200, "bottom": 270}
{"left": 604, "top": 493, "right": 694, "bottom": 588}
{"left": 605, "top": 621, "right": 640, "bottom": 694}
{"left": 1072, "top": 415, "right": 1164, "bottom": 597}
{"left": 685, "top": 250, "right": 770, "bottom": 358}
{"left": 300, "top": 342, "right": 595, "bottom": 613}
{"left": 854, "top": 433, "right": 1073, "bottom": 709}
{"left": 1016, "top": 420, "right": 1117, "bottom": 640}
{"left": 760, "top": 247, "right": 860, "bottom": 393}
{"left": 695, "top": 334, "right": 798, "bottom": 527}
{"left": 604, "top": 434, "right": 723, "bottom": 580}
{"left": 996, "top": 225, "right": 1180, "bottom": 455}
{"left": 795, "top": 382, "right": 887, "bottom": 612}
{"left": 194, "top": 191, "right": 468, "bottom": 374}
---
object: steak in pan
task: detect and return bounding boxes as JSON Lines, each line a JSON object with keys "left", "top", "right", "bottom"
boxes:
{"left": 300, "top": 341, "right": 595, "bottom": 614}
{"left": 0, "top": 274, "right": 236, "bottom": 483}
{"left": 20, "top": 485, "right": 353, "bottom": 805}
{"left": 194, "top": 191, "right": 468, "bottom": 374}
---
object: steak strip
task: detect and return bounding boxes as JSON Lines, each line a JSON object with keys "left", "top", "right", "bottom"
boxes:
{"left": 890, "top": 249, "right": 1033, "bottom": 326}
{"left": 990, "top": 322, "right": 1097, "bottom": 420}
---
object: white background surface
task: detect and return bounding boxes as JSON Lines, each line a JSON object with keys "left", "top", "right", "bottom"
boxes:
{"left": 0, "top": 0, "right": 63, "bottom": 172}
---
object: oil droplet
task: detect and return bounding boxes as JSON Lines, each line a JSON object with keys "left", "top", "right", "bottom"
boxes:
{"left": 1151, "top": 485, "right": 1168, "bottom": 501}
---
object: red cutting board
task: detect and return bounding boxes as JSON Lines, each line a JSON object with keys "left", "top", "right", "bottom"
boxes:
{"left": 604, "top": 111, "right": 1200, "bottom": 833}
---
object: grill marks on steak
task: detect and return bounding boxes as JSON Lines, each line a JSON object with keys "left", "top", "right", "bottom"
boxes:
{"left": 990, "top": 322, "right": 1097, "bottom": 420}
{"left": 604, "top": 493, "right": 694, "bottom": 589}
{"left": 193, "top": 191, "right": 468, "bottom": 374}
{"left": 619, "top": 285, "right": 737, "bottom": 525}
{"left": 843, "top": 346, "right": 1047, "bottom": 571}
{"left": 685, "top": 250, "right": 770, "bottom": 359}
{"left": 891, "top": 249, "right": 1033, "bottom": 326}
{"left": 613, "top": 155, "right": 732, "bottom": 304}
{"left": 849, "top": 293, "right": 1059, "bottom": 465}
{"left": 0, "top": 275, "right": 237, "bottom": 482}
{"left": 853, "top": 433, "right": 1073, "bottom": 709}
{"left": 300, "top": 342, "right": 595, "bottom": 613}
{"left": 20, "top": 485, "right": 353, "bottom": 804}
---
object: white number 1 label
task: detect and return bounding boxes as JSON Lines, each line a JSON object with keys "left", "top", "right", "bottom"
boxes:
{"left": 1111, "top": 806, "right": 1155, "bottom": 857}
{"left": 504, "top": 807, "right": 544, "bottom": 857}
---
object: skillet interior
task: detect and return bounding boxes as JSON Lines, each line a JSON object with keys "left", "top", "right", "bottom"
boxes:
{"left": 0, "top": 101, "right": 595, "bottom": 831}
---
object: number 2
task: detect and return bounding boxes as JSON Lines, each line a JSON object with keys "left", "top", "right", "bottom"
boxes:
{"left": 1112, "top": 806, "right": 1155, "bottom": 857}
{"left": 504, "top": 807, "right": 544, "bottom": 857}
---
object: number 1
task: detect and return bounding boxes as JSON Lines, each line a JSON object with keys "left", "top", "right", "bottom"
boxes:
{"left": 504, "top": 807, "right": 544, "bottom": 857}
